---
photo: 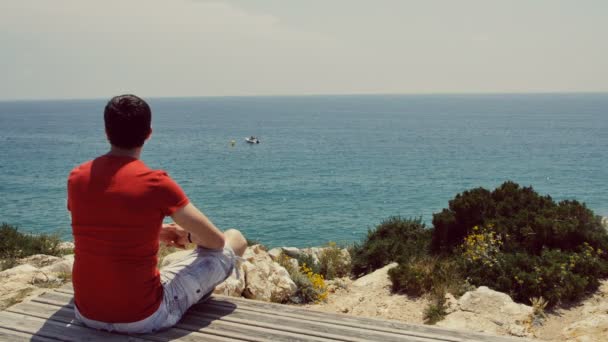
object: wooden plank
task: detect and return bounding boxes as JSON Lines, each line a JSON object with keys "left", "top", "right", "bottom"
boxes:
{"left": 39, "top": 291, "right": 434, "bottom": 342}
{"left": 55, "top": 285, "right": 526, "bottom": 342}
{"left": 0, "top": 310, "right": 147, "bottom": 342}
{"left": 7, "top": 300, "right": 247, "bottom": 342}
{"left": 0, "top": 326, "right": 61, "bottom": 342}
{"left": 188, "top": 304, "right": 440, "bottom": 342}
{"left": 22, "top": 295, "right": 339, "bottom": 342}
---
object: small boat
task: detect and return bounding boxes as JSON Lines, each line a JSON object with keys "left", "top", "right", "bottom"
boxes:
{"left": 245, "top": 136, "right": 260, "bottom": 144}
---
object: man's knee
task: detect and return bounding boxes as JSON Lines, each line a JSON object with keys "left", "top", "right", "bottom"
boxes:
{"left": 225, "top": 228, "right": 247, "bottom": 257}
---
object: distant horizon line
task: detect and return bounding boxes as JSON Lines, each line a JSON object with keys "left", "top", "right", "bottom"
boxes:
{"left": 2, "top": 91, "right": 608, "bottom": 103}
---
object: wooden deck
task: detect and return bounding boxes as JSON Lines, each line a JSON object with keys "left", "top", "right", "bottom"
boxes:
{"left": 0, "top": 284, "right": 527, "bottom": 341}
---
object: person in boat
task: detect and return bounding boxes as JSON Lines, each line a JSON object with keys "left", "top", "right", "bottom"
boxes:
{"left": 67, "top": 94, "right": 247, "bottom": 333}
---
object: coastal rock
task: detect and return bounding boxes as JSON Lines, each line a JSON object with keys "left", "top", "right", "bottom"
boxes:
{"left": 268, "top": 248, "right": 283, "bottom": 261}
{"left": 352, "top": 262, "right": 397, "bottom": 289}
{"left": 17, "top": 254, "right": 62, "bottom": 268}
{"left": 242, "top": 246, "right": 296, "bottom": 302}
{"left": 560, "top": 280, "right": 608, "bottom": 341}
{"left": 562, "top": 315, "right": 608, "bottom": 342}
{"left": 281, "top": 247, "right": 301, "bottom": 258}
{"left": 602, "top": 217, "right": 607, "bottom": 230}
{"left": 0, "top": 256, "right": 74, "bottom": 310}
{"left": 444, "top": 293, "right": 459, "bottom": 314}
{"left": 40, "top": 254, "right": 74, "bottom": 274}
{"left": 437, "top": 286, "right": 533, "bottom": 337}
{"left": 213, "top": 261, "right": 246, "bottom": 297}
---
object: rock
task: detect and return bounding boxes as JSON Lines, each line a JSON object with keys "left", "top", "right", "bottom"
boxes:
{"left": 560, "top": 279, "right": 608, "bottom": 341}
{"left": 268, "top": 248, "right": 283, "bottom": 261}
{"left": 437, "top": 286, "right": 533, "bottom": 337}
{"left": 444, "top": 293, "right": 459, "bottom": 314}
{"left": 352, "top": 262, "right": 397, "bottom": 289}
{"left": 562, "top": 315, "right": 608, "bottom": 342}
{"left": 281, "top": 247, "right": 301, "bottom": 258}
{"left": 214, "top": 261, "right": 246, "bottom": 297}
{"left": 0, "top": 264, "right": 39, "bottom": 278}
{"left": 17, "top": 254, "right": 61, "bottom": 268}
{"left": 602, "top": 217, "right": 607, "bottom": 230}
{"left": 242, "top": 246, "right": 297, "bottom": 302}
{"left": 40, "top": 254, "right": 74, "bottom": 274}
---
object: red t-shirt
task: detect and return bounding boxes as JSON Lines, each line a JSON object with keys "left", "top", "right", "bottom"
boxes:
{"left": 68, "top": 155, "right": 189, "bottom": 323}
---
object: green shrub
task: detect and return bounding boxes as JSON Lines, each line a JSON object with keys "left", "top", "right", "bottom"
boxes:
{"left": 350, "top": 217, "right": 432, "bottom": 277}
{"left": 318, "top": 242, "right": 351, "bottom": 280}
{"left": 293, "top": 253, "right": 321, "bottom": 275}
{"left": 389, "top": 256, "right": 468, "bottom": 298}
{"left": 464, "top": 246, "right": 608, "bottom": 306}
{"left": 276, "top": 253, "right": 327, "bottom": 304}
{"left": 0, "top": 223, "right": 63, "bottom": 260}
{"left": 431, "top": 181, "right": 608, "bottom": 255}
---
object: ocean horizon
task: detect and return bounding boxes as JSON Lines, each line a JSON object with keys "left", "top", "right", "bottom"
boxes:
{"left": 1, "top": 93, "right": 606, "bottom": 247}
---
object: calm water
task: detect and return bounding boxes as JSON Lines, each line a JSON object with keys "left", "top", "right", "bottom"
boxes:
{"left": 1, "top": 94, "right": 607, "bottom": 247}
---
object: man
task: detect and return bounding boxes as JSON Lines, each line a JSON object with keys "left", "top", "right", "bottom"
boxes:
{"left": 67, "top": 94, "right": 247, "bottom": 333}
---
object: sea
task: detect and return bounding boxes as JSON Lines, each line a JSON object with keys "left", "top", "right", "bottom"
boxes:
{"left": 1, "top": 94, "right": 607, "bottom": 248}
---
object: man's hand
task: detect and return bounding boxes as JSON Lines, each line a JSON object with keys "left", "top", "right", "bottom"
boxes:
{"left": 160, "top": 223, "right": 189, "bottom": 249}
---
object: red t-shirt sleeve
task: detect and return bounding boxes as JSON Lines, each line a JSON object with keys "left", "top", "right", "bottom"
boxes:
{"left": 154, "top": 171, "right": 190, "bottom": 216}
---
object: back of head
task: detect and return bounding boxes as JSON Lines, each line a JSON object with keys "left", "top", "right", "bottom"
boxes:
{"left": 104, "top": 94, "right": 152, "bottom": 149}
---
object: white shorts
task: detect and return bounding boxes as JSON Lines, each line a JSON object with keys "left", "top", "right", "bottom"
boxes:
{"left": 75, "top": 245, "right": 236, "bottom": 333}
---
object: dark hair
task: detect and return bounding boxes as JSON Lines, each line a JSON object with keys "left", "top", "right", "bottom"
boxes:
{"left": 104, "top": 94, "right": 152, "bottom": 149}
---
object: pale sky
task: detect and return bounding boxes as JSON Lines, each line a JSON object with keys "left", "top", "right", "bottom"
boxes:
{"left": 1, "top": 0, "right": 607, "bottom": 100}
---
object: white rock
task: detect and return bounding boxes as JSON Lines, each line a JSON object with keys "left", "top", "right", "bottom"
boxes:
{"left": 437, "top": 286, "right": 533, "bottom": 337}
{"left": 213, "top": 262, "right": 246, "bottom": 297}
{"left": 602, "top": 217, "right": 607, "bottom": 230}
{"left": 242, "top": 246, "right": 297, "bottom": 302}
{"left": 444, "top": 293, "right": 459, "bottom": 314}
{"left": 268, "top": 248, "right": 283, "bottom": 261}
{"left": 0, "top": 264, "right": 39, "bottom": 278}
{"left": 352, "top": 262, "right": 397, "bottom": 289}
{"left": 40, "top": 254, "right": 74, "bottom": 274}
{"left": 18, "top": 254, "right": 61, "bottom": 268}
{"left": 281, "top": 247, "right": 301, "bottom": 258}
{"left": 562, "top": 314, "right": 608, "bottom": 342}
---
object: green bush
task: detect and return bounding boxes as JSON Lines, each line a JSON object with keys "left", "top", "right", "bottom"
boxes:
{"left": 350, "top": 217, "right": 432, "bottom": 277}
{"left": 0, "top": 223, "right": 63, "bottom": 260}
{"left": 389, "top": 256, "right": 468, "bottom": 298}
{"left": 318, "top": 242, "right": 351, "bottom": 280}
{"left": 431, "top": 181, "right": 608, "bottom": 255}
{"left": 465, "top": 246, "right": 608, "bottom": 305}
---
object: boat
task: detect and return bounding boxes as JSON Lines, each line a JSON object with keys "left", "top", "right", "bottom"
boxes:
{"left": 245, "top": 136, "right": 260, "bottom": 144}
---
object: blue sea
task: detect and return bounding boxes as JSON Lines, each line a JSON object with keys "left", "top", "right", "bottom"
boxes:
{"left": 1, "top": 94, "right": 607, "bottom": 247}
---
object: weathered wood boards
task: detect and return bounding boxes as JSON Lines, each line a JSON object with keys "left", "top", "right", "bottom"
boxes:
{"left": 0, "top": 284, "right": 527, "bottom": 341}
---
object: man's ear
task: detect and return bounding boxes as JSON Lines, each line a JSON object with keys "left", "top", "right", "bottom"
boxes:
{"left": 146, "top": 128, "right": 153, "bottom": 141}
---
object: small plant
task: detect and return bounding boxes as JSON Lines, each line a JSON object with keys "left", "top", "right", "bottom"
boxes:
{"left": 318, "top": 242, "right": 351, "bottom": 280}
{"left": 277, "top": 253, "right": 327, "bottom": 304}
{"left": 423, "top": 294, "right": 447, "bottom": 325}
{"left": 530, "top": 296, "right": 548, "bottom": 320}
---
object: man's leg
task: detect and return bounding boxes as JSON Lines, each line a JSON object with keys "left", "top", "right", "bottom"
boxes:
{"left": 224, "top": 228, "right": 247, "bottom": 257}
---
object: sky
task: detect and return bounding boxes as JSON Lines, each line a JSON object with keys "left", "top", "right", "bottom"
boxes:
{"left": 1, "top": 0, "right": 607, "bottom": 100}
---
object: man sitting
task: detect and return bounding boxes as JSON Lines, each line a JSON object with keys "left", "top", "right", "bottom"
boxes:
{"left": 67, "top": 94, "right": 246, "bottom": 333}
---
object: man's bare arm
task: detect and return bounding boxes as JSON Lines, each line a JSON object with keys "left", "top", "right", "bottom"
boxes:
{"left": 170, "top": 203, "right": 226, "bottom": 249}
